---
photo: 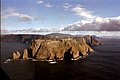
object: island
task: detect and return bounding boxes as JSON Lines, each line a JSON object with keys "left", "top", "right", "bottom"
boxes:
{"left": 4, "top": 34, "right": 102, "bottom": 62}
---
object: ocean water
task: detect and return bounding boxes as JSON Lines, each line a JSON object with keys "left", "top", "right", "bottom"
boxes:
{"left": 1, "top": 38, "right": 120, "bottom": 80}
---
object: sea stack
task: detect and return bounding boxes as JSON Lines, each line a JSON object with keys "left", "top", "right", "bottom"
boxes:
{"left": 23, "top": 49, "right": 28, "bottom": 60}
{"left": 12, "top": 51, "right": 21, "bottom": 60}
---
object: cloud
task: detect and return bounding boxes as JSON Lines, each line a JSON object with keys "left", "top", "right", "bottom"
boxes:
{"left": 63, "top": 3, "right": 72, "bottom": 10}
{"left": 18, "top": 17, "right": 32, "bottom": 21}
{"left": 65, "top": 4, "right": 120, "bottom": 31}
{"left": 45, "top": 3, "right": 52, "bottom": 7}
{"left": 72, "top": 5, "right": 95, "bottom": 19}
{"left": 1, "top": 8, "right": 34, "bottom": 21}
{"left": 36, "top": 0, "right": 43, "bottom": 4}
{"left": 63, "top": 16, "right": 120, "bottom": 31}
{"left": 10, "top": 12, "right": 33, "bottom": 21}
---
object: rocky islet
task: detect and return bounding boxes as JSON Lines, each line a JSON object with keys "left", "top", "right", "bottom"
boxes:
{"left": 11, "top": 35, "right": 102, "bottom": 62}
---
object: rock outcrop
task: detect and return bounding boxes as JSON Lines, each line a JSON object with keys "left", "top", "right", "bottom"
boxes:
{"left": 84, "top": 35, "right": 102, "bottom": 46}
{"left": 23, "top": 49, "right": 28, "bottom": 60}
{"left": 11, "top": 35, "right": 101, "bottom": 61}
{"left": 30, "top": 37, "right": 95, "bottom": 61}
{"left": 12, "top": 51, "right": 21, "bottom": 60}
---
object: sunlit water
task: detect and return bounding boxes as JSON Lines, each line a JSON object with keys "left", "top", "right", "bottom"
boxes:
{"left": 1, "top": 38, "right": 120, "bottom": 80}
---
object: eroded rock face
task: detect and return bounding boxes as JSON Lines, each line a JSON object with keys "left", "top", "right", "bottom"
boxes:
{"left": 11, "top": 35, "right": 101, "bottom": 61}
{"left": 30, "top": 39, "right": 45, "bottom": 58}
{"left": 23, "top": 49, "right": 28, "bottom": 60}
{"left": 12, "top": 51, "right": 20, "bottom": 60}
{"left": 30, "top": 38, "right": 95, "bottom": 60}
{"left": 84, "top": 35, "right": 102, "bottom": 46}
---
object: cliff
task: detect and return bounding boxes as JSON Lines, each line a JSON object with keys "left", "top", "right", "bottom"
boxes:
{"left": 11, "top": 35, "right": 101, "bottom": 61}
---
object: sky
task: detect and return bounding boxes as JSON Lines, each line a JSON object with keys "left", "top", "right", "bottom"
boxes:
{"left": 1, "top": 0, "right": 120, "bottom": 31}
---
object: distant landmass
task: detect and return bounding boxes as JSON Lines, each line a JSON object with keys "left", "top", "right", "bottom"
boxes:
{"left": 1, "top": 33, "right": 92, "bottom": 43}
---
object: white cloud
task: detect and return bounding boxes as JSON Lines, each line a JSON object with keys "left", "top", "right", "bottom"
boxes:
{"left": 81, "top": 19, "right": 93, "bottom": 24}
{"left": 71, "top": 4, "right": 120, "bottom": 29}
{"left": 45, "top": 3, "right": 52, "bottom": 8}
{"left": 36, "top": 0, "right": 43, "bottom": 4}
{"left": 104, "top": 16, "right": 120, "bottom": 21}
{"left": 64, "top": 16, "right": 120, "bottom": 31}
{"left": 63, "top": 3, "right": 72, "bottom": 10}
{"left": 1, "top": 8, "right": 34, "bottom": 21}
{"left": 10, "top": 12, "right": 33, "bottom": 20}
{"left": 94, "top": 16, "right": 120, "bottom": 23}
{"left": 95, "top": 17, "right": 103, "bottom": 22}
{"left": 72, "top": 5, "right": 95, "bottom": 19}
{"left": 19, "top": 16, "right": 33, "bottom": 21}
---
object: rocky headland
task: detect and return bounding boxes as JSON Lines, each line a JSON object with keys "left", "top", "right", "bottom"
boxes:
{"left": 9, "top": 34, "right": 102, "bottom": 62}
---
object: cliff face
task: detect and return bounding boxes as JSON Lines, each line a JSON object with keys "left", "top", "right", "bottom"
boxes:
{"left": 84, "top": 35, "right": 102, "bottom": 46}
{"left": 12, "top": 35, "right": 101, "bottom": 61}
{"left": 12, "top": 51, "right": 21, "bottom": 60}
{"left": 23, "top": 49, "right": 28, "bottom": 60}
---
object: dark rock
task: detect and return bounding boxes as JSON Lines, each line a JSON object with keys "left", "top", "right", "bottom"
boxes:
{"left": 84, "top": 35, "right": 102, "bottom": 46}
